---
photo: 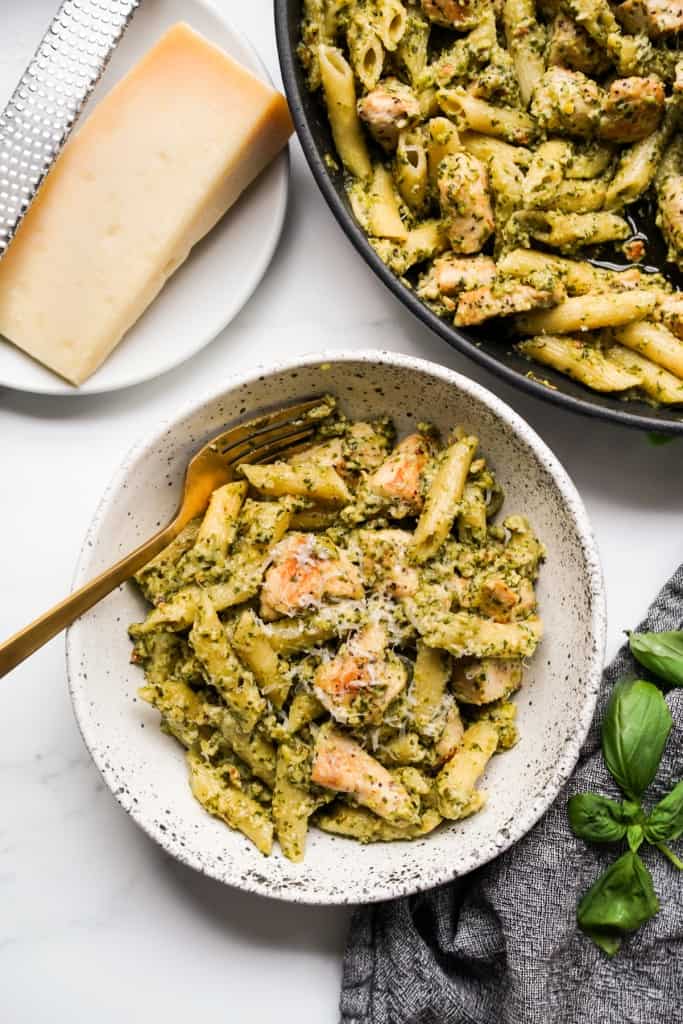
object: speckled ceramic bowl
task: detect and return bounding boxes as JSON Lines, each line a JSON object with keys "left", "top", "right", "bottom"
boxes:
{"left": 66, "top": 351, "right": 606, "bottom": 904}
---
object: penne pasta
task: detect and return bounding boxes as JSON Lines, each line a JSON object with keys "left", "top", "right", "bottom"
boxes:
{"left": 319, "top": 45, "right": 371, "bottom": 179}
{"left": 395, "top": 129, "right": 429, "bottom": 212}
{"left": 410, "top": 641, "right": 451, "bottom": 737}
{"left": 426, "top": 116, "right": 461, "bottom": 184}
{"left": 517, "top": 335, "right": 642, "bottom": 392}
{"left": 614, "top": 320, "right": 683, "bottom": 379}
{"left": 367, "top": 163, "right": 408, "bottom": 239}
{"left": 438, "top": 88, "right": 536, "bottom": 145}
{"left": 506, "top": 210, "right": 631, "bottom": 252}
{"left": 515, "top": 290, "right": 656, "bottom": 335}
{"left": 503, "top": 0, "right": 546, "bottom": 107}
{"left": 190, "top": 592, "right": 266, "bottom": 733}
{"left": 366, "top": 0, "right": 407, "bottom": 52}
{"left": 410, "top": 435, "right": 478, "bottom": 562}
{"left": 606, "top": 344, "right": 683, "bottom": 404}
{"left": 188, "top": 750, "right": 274, "bottom": 855}
{"left": 347, "top": 13, "right": 384, "bottom": 91}
{"left": 435, "top": 721, "right": 499, "bottom": 820}
{"left": 133, "top": 517, "right": 201, "bottom": 604}
{"left": 186, "top": 481, "right": 247, "bottom": 570}
{"left": 371, "top": 218, "right": 448, "bottom": 274}
{"left": 396, "top": 7, "right": 430, "bottom": 84}
{"left": 238, "top": 460, "right": 351, "bottom": 505}
{"left": 232, "top": 608, "right": 292, "bottom": 709}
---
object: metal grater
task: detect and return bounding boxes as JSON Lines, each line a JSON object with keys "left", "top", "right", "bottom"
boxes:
{"left": 0, "top": 0, "right": 141, "bottom": 258}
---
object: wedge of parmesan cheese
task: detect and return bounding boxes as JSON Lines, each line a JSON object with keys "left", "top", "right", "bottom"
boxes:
{"left": 0, "top": 22, "right": 293, "bottom": 385}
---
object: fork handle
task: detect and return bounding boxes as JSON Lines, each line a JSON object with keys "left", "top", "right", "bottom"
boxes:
{"left": 0, "top": 521, "right": 179, "bottom": 679}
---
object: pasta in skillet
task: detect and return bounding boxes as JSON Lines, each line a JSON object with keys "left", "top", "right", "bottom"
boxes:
{"left": 129, "top": 397, "right": 545, "bottom": 862}
{"left": 298, "top": 0, "right": 683, "bottom": 406}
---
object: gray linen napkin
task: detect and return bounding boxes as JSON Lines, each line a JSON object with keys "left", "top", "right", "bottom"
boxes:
{"left": 341, "top": 567, "right": 683, "bottom": 1024}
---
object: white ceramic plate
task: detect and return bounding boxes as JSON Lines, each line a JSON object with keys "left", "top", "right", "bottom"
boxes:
{"left": 0, "top": 0, "right": 289, "bottom": 396}
{"left": 66, "top": 351, "right": 606, "bottom": 904}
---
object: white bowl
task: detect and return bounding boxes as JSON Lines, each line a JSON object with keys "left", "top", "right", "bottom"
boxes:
{"left": 66, "top": 351, "right": 606, "bottom": 904}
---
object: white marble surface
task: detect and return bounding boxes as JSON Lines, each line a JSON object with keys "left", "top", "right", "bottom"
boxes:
{"left": 1, "top": 1, "right": 683, "bottom": 1020}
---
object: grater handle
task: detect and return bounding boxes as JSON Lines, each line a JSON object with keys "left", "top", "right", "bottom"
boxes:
{"left": 0, "top": 0, "right": 141, "bottom": 258}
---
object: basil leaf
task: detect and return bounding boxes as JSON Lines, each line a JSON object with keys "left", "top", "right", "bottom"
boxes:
{"left": 568, "top": 794, "right": 628, "bottom": 843}
{"left": 629, "top": 631, "right": 683, "bottom": 688}
{"left": 644, "top": 780, "right": 683, "bottom": 844}
{"left": 602, "top": 679, "right": 673, "bottom": 799}
{"left": 582, "top": 928, "right": 622, "bottom": 957}
{"left": 627, "top": 824, "right": 644, "bottom": 853}
{"left": 578, "top": 852, "right": 659, "bottom": 955}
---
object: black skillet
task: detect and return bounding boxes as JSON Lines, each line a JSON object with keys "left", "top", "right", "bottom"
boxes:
{"left": 274, "top": 0, "right": 683, "bottom": 435}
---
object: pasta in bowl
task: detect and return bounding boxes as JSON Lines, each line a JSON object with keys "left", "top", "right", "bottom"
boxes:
{"left": 275, "top": 0, "right": 683, "bottom": 432}
{"left": 66, "top": 353, "right": 605, "bottom": 902}
{"left": 128, "top": 399, "right": 545, "bottom": 862}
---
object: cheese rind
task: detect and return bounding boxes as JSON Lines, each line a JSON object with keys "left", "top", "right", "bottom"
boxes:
{"left": 0, "top": 22, "right": 293, "bottom": 385}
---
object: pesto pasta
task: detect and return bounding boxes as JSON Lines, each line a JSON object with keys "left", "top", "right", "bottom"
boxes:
{"left": 129, "top": 399, "right": 545, "bottom": 861}
{"left": 298, "top": 0, "right": 683, "bottom": 405}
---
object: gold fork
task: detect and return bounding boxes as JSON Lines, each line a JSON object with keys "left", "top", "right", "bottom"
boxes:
{"left": 0, "top": 397, "right": 330, "bottom": 678}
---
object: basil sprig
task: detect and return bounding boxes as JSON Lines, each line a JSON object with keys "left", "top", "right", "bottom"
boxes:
{"left": 629, "top": 631, "right": 683, "bottom": 687}
{"left": 569, "top": 673, "right": 681, "bottom": 956}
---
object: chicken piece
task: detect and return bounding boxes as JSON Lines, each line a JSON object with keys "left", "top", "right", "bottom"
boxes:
{"left": 468, "top": 46, "right": 521, "bottom": 107}
{"left": 311, "top": 723, "right": 419, "bottom": 824}
{"left": 289, "top": 421, "right": 391, "bottom": 481}
{"left": 456, "top": 572, "right": 536, "bottom": 621}
{"left": 615, "top": 0, "right": 683, "bottom": 36}
{"left": 648, "top": 0, "right": 683, "bottom": 33}
{"left": 452, "top": 657, "right": 523, "bottom": 704}
{"left": 656, "top": 137, "right": 683, "bottom": 267}
{"left": 357, "top": 79, "right": 421, "bottom": 152}
{"left": 358, "top": 529, "right": 419, "bottom": 598}
{"left": 345, "top": 421, "right": 393, "bottom": 472}
{"left": 288, "top": 437, "right": 344, "bottom": 472}
{"left": 434, "top": 254, "right": 497, "bottom": 297}
{"left": 454, "top": 280, "right": 561, "bottom": 327}
{"left": 512, "top": 577, "right": 538, "bottom": 619}
{"left": 675, "top": 60, "right": 683, "bottom": 94}
{"left": 367, "top": 432, "right": 433, "bottom": 512}
{"left": 474, "top": 576, "right": 537, "bottom": 622}
{"left": 530, "top": 67, "right": 602, "bottom": 138}
{"left": 435, "top": 721, "right": 499, "bottom": 819}
{"left": 416, "top": 255, "right": 496, "bottom": 309}
{"left": 421, "top": 0, "right": 480, "bottom": 29}
{"left": 547, "top": 14, "right": 610, "bottom": 76}
{"left": 656, "top": 293, "right": 683, "bottom": 339}
{"left": 438, "top": 153, "right": 495, "bottom": 254}
{"left": 478, "top": 577, "right": 522, "bottom": 619}
{"left": 313, "top": 623, "right": 407, "bottom": 726}
{"left": 260, "top": 533, "right": 363, "bottom": 620}
{"left": 599, "top": 77, "right": 665, "bottom": 143}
